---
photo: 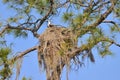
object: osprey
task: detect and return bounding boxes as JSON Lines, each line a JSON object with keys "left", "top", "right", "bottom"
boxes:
{"left": 47, "top": 20, "right": 66, "bottom": 28}
{"left": 47, "top": 20, "right": 55, "bottom": 27}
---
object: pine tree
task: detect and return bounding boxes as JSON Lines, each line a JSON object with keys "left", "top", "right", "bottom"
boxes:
{"left": 0, "top": 0, "right": 120, "bottom": 80}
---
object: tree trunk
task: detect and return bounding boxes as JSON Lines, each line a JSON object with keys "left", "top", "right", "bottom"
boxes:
{"left": 46, "top": 64, "right": 64, "bottom": 80}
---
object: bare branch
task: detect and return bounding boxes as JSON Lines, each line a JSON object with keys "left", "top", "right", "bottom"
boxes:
{"left": 12, "top": 46, "right": 37, "bottom": 62}
{"left": 8, "top": 24, "right": 39, "bottom": 38}
{"left": 34, "top": 0, "right": 54, "bottom": 31}
{"left": 103, "top": 20, "right": 120, "bottom": 31}
{"left": 93, "top": 1, "right": 111, "bottom": 12}
{"left": 103, "top": 20, "right": 117, "bottom": 25}
{"left": 0, "top": 26, "right": 8, "bottom": 36}
{"left": 7, "top": 24, "right": 32, "bottom": 31}
{"left": 0, "top": 23, "right": 40, "bottom": 38}
{"left": 106, "top": 40, "right": 120, "bottom": 47}
{"left": 113, "top": 42, "right": 120, "bottom": 47}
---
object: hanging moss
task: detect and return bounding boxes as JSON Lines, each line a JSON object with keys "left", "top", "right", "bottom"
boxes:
{"left": 38, "top": 26, "right": 77, "bottom": 80}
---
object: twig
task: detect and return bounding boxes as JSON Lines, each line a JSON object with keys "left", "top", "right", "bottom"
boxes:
{"left": 106, "top": 40, "right": 120, "bottom": 47}
{"left": 70, "top": 1, "right": 88, "bottom": 7}
{"left": 103, "top": 20, "right": 116, "bottom": 25}
{"left": 55, "top": 0, "right": 70, "bottom": 8}
{"left": 93, "top": 1, "right": 111, "bottom": 11}
{"left": 103, "top": 20, "right": 120, "bottom": 31}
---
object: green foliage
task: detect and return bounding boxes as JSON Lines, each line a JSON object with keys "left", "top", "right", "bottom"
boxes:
{"left": 2, "top": 0, "right": 51, "bottom": 15}
{"left": 8, "top": 17, "right": 18, "bottom": 23}
{"left": 0, "top": 66, "right": 12, "bottom": 79}
{"left": 13, "top": 30, "right": 28, "bottom": 38}
{"left": 114, "top": 1, "right": 120, "bottom": 18}
{"left": 0, "top": 40, "right": 6, "bottom": 46}
{"left": 97, "top": 42, "right": 113, "bottom": 57}
{"left": 6, "top": 29, "right": 28, "bottom": 38}
{"left": 18, "top": 0, "right": 24, "bottom": 4}
{"left": 22, "top": 77, "right": 27, "bottom": 80}
{"left": 73, "top": 14, "right": 83, "bottom": 25}
{"left": 2, "top": 0, "right": 9, "bottom": 3}
{"left": 110, "top": 25, "right": 120, "bottom": 33}
{"left": 0, "top": 22, "right": 3, "bottom": 27}
{"left": 22, "top": 76, "right": 31, "bottom": 80}
{"left": 27, "top": 0, "right": 35, "bottom": 6}
{"left": 0, "top": 47, "right": 12, "bottom": 79}
{"left": 87, "top": 36, "right": 113, "bottom": 57}
{"left": 0, "top": 47, "right": 11, "bottom": 58}
{"left": 91, "top": 27, "right": 104, "bottom": 38}
{"left": 62, "top": 12, "right": 73, "bottom": 22}
{"left": 85, "top": 27, "right": 113, "bottom": 57}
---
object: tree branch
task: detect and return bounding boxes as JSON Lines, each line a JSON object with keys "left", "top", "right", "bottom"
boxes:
{"left": 12, "top": 46, "right": 37, "bottom": 62}
{"left": 103, "top": 20, "right": 117, "bottom": 25}
{"left": 0, "top": 26, "right": 8, "bottom": 36}
{"left": 93, "top": 1, "right": 111, "bottom": 12}
{"left": 2, "top": 24, "right": 39, "bottom": 38}
{"left": 34, "top": 0, "right": 54, "bottom": 31}
{"left": 68, "top": 37, "right": 120, "bottom": 59}
{"left": 55, "top": 0, "right": 69, "bottom": 8}
{"left": 89, "top": 1, "right": 116, "bottom": 27}
{"left": 105, "top": 40, "right": 120, "bottom": 47}
{"left": 77, "top": 0, "right": 99, "bottom": 27}
{"left": 77, "top": 0, "right": 117, "bottom": 37}
{"left": 103, "top": 20, "right": 120, "bottom": 31}
{"left": 70, "top": 0, "right": 88, "bottom": 7}
{"left": 7, "top": 24, "right": 32, "bottom": 31}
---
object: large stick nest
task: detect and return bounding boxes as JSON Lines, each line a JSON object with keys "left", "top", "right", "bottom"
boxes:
{"left": 38, "top": 26, "right": 77, "bottom": 79}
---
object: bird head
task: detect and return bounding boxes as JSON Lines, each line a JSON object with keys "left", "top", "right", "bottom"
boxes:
{"left": 47, "top": 20, "right": 51, "bottom": 27}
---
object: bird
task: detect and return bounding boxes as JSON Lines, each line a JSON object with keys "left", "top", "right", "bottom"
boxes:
{"left": 47, "top": 20, "right": 54, "bottom": 28}
{"left": 47, "top": 19, "right": 66, "bottom": 28}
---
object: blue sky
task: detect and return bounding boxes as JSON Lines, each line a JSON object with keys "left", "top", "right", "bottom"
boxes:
{"left": 0, "top": 1, "right": 120, "bottom": 80}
